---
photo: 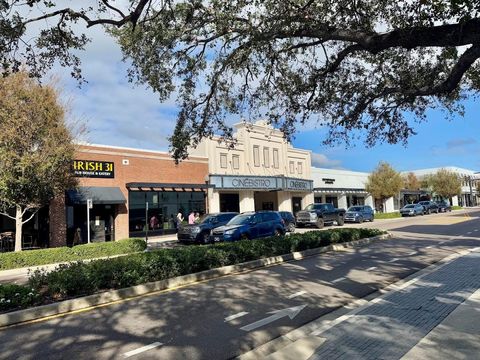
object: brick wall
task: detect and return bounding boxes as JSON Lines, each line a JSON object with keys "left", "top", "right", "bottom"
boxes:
{"left": 71, "top": 145, "right": 209, "bottom": 243}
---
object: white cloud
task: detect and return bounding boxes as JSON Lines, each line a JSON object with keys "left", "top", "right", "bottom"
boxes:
{"left": 311, "top": 153, "right": 343, "bottom": 169}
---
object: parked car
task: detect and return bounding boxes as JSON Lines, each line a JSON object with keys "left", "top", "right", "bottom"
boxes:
{"left": 344, "top": 205, "right": 374, "bottom": 223}
{"left": 177, "top": 212, "right": 238, "bottom": 244}
{"left": 295, "top": 203, "right": 346, "bottom": 229}
{"left": 400, "top": 204, "right": 425, "bottom": 217}
{"left": 436, "top": 200, "right": 452, "bottom": 213}
{"left": 278, "top": 211, "right": 296, "bottom": 232}
{"left": 418, "top": 201, "right": 439, "bottom": 214}
{"left": 210, "top": 211, "right": 285, "bottom": 242}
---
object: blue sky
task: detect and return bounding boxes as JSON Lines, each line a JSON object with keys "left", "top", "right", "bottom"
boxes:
{"left": 293, "top": 98, "right": 479, "bottom": 172}
{"left": 59, "top": 26, "right": 479, "bottom": 173}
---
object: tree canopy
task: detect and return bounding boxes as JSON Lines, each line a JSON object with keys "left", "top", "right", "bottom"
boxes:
{"left": 0, "top": 72, "right": 76, "bottom": 251}
{"left": 365, "top": 162, "right": 403, "bottom": 200}
{"left": 424, "top": 169, "right": 462, "bottom": 199}
{"left": 403, "top": 172, "right": 421, "bottom": 190}
{"left": 2, "top": 1, "right": 480, "bottom": 159}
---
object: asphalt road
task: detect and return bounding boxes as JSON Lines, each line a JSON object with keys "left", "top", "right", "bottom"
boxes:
{"left": 1, "top": 209, "right": 479, "bottom": 360}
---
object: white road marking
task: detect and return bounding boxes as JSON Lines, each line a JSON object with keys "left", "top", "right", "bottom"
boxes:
{"left": 407, "top": 251, "right": 417, "bottom": 256}
{"left": 426, "top": 246, "right": 434, "bottom": 249}
{"left": 331, "top": 277, "right": 347, "bottom": 284}
{"left": 366, "top": 267, "right": 378, "bottom": 272}
{"left": 288, "top": 291, "right": 307, "bottom": 299}
{"left": 224, "top": 311, "right": 249, "bottom": 322}
{"left": 240, "top": 305, "right": 306, "bottom": 332}
{"left": 389, "top": 258, "right": 399, "bottom": 263}
{"left": 123, "top": 342, "right": 163, "bottom": 358}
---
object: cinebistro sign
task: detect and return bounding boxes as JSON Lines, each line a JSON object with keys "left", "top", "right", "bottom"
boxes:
{"left": 210, "top": 175, "right": 312, "bottom": 191}
{"left": 72, "top": 160, "right": 114, "bottom": 178}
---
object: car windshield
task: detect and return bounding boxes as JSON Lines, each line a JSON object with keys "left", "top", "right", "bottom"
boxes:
{"left": 305, "top": 204, "right": 328, "bottom": 211}
{"left": 404, "top": 205, "right": 415, "bottom": 208}
{"left": 227, "top": 214, "right": 252, "bottom": 225}
{"left": 348, "top": 206, "right": 363, "bottom": 212}
{"left": 198, "top": 215, "right": 212, "bottom": 224}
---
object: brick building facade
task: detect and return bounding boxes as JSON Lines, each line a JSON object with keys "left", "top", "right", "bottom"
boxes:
{"left": 49, "top": 144, "right": 209, "bottom": 247}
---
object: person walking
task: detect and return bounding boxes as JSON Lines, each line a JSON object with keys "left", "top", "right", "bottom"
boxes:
{"left": 176, "top": 211, "right": 184, "bottom": 229}
{"left": 150, "top": 215, "right": 159, "bottom": 230}
{"left": 188, "top": 211, "right": 195, "bottom": 225}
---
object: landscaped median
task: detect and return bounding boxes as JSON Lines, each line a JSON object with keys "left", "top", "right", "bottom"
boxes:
{"left": 0, "top": 228, "right": 388, "bottom": 324}
{"left": 0, "top": 238, "right": 147, "bottom": 271}
{"left": 374, "top": 212, "right": 401, "bottom": 219}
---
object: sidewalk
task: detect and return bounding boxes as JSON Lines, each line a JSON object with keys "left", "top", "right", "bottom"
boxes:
{"left": 267, "top": 248, "right": 480, "bottom": 360}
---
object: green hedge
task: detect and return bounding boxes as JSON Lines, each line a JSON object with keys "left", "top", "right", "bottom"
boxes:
{"left": 374, "top": 212, "right": 401, "bottom": 219}
{"left": 0, "top": 238, "right": 146, "bottom": 271}
{"left": 4, "top": 228, "right": 386, "bottom": 312}
{"left": 451, "top": 206, "right": 463, "bottom": 210}
{"left": 0, "top": 284, "right": 41, "bottom": 312}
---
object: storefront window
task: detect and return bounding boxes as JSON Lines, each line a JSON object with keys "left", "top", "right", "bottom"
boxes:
{"left": 129, "top": 191, "right": 206, "bottom": 235}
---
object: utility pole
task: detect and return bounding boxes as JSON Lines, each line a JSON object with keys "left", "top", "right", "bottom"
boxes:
{"left": 87, "top": 199, "right": 93, "bottom": 243}
{"left": 145, "top": 201, "right": 149, "bottom": 244}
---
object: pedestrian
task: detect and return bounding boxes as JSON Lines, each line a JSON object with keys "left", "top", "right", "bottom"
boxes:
{"left": 194, "top": 212, "right": 200, "bottom": 223}
{"left": 188, "top": 211, "right": 195, "bottom": 225}
{"left": 176, "top": 211, "right": 184, "bottom": 228}
{"left": 150, "top": 215, "right": 159, "bottom": 230}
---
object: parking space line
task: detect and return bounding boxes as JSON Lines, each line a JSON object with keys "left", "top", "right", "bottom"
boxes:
{"left": 331, "top": 277, "right": 347, "bottom": 284}
{"left": 389, "top": 258, "right": 399, "bottom": 263}
{"left": 123, "top": 342, "right": 162, "bottom": 358}
{"left": 225, "top": 312, "right": 249, "bottom": 322}
{"left": 287, "top": 291, "right": 307, "bottom": 299}
{"left": 407, "top": 251, "right": 417, "bottom": 256}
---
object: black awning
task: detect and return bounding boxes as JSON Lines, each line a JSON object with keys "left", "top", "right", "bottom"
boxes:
{"left": 126, "top": 182, "right": 211, "bottom": 191}
{"left": 67, "top": 186, "right": 126, "bottom": 205}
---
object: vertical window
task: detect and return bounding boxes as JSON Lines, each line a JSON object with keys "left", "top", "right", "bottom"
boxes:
{"left": 232, "top": 154, "right": 240, "bottom": 169}
{"left": 273, "top": 149, "right": 279, "bottom": 169}
{"left": 298, "top": 162, "right": 303, "bottom": 175}
{"left": 289, "top": 161, "right": 295, "bottom": 174}
{"left": 253, "top": 146, "right": 260, "bottom": 167}
{"left": 263, "top": 147, "right": 270, "bottom": 168}
{"left": 220, "top": 153, "right": 227, "bottom": 168}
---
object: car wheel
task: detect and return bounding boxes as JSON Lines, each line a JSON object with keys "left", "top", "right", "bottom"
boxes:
{"left": 370, "top": 217, "right": 374, "bottom": 222}
{"left": 288, "top": 223, "right": 296, "bottom": 233}
{"left": 427, "top": 209, "right": 431, "bottom": 215}
{"left": 273, "top": 229, "right": 282, "bottom": 236}
{"left": 337, "top": 216, "right": 345, "bottom": 226}
{"left": 357, "top": 216, "right": 364, "bottom": 224}
{"left": 201, "top": 232, "right": 210, "bottom": 244}
{"left": 240, "top": 234, "right": 249, "bottom": 241}
{"left": 316, "top": 218, "right": 325, "bottom": 229}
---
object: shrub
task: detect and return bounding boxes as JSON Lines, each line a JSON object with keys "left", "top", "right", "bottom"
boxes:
{"left": 0, "top": 238, "right": 146, "bottom": 271}
{"left": 0, "top": 284, "right": 41, "bottom": 312}
{"left": 374, "top": 212, "right": 401, "bottom": 219}
{"left": 24, "top": 228, "right": 385, "bottom": 304}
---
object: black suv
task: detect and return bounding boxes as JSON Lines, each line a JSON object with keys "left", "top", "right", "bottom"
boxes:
{"left": 436, "top": 200, "right": 452, "bottom": 213}
{"left": 418, "top": 201, "right": 439, "bottom": 215}
{"left": 177, "top": 212, "right": 238, "bottom": 244}
{"left": 279, "top": 211, "right": 296, "bottom": 232}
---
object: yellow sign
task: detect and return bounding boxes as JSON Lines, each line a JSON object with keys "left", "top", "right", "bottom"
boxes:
{"left": 72, "top": 160, "right": 114, "bottom": 178}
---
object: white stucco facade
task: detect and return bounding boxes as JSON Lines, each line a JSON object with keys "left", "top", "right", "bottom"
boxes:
{"left": 190, "top": 120, "right": 314, "bottom": 213}
{"left": 311, "top": 168, "right": 374, "bottom": 210}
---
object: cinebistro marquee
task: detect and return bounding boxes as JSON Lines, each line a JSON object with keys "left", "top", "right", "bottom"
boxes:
{"left": 209, "top": 175, "right": 313, "bottom": 192}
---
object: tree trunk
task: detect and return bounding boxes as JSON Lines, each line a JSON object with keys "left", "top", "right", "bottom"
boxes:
{"left": 15, "top": 205, "right": 23, "bottom": 252}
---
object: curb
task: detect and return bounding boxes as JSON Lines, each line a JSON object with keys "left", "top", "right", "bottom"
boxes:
{"left": 238, "top": 244, "right": 480, "bottom": 360}
{"left": 0, "top": 233, "right": 391, "bottom": 328}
